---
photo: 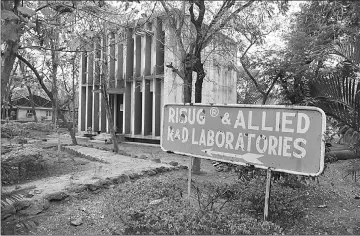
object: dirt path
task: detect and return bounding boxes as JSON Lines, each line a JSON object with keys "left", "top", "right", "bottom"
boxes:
{"left": 2, "top": 145, "right": 179, "bottom": 203}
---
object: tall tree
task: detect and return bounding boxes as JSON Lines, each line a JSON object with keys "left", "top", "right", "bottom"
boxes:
{"left": 231, "top": 3, "right": 286, "bottom": 104}
{"left": 159, "top": 0, "right": 288, "bottom": 172}
{"left": 1, "top": 0, "right": 36, "bottom": 104}
{"left": 279, "top": 0, "right": 360, "bottom": 105}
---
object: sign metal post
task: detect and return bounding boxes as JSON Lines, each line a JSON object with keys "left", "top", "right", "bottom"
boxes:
{"left": 188, "top": 157, "right": 193, "bottom": 205}
{"left": 264, "top": 168, "right": 272, "bottom": 221}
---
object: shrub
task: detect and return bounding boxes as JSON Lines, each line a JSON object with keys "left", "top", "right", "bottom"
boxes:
{"left": 1, "top": 122, "right": 53, "bottom": 139}
{"left": 1, "top": 147, "right": 46, "bottom": 185}
{"left": 1, "top": 122, "right": 30, "bottom": 138}
{"left": 108, "top": 177, "right": 283, "bottom": 235}
{"left": 22, "top": 122, "right": 54, "bottom": 132}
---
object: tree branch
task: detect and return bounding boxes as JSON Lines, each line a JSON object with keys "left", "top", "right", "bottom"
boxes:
{"left": 264, "top": 74, "right": 280, "bottom": 104}
{"left": 240, "top": 40, "right": 256, "bottom": 59}
{"left": 160, "top": 1, "right": 186, "bottom": 57}
{"left": 19, "top": 45, "right": 88, "bottom": 53}
{"left": 166, "top": 62, "right": 185, "bottom": 79}
{"left": 202, "top": 0, "right": 234, "bottom": 46}
{"left": 16, "top": 54, "right": 53, "bottom": 101}
{"left": 240, "top": 58, "right": 265, "bottom": 96}
{"left": 36, "top": 4, "right": 50, "bottom": 12}
{"left": 195, "top": 1, "right": 205, "bottom": 26}
{"left": 202, "top": 0, "right": 256, "bottom": 47}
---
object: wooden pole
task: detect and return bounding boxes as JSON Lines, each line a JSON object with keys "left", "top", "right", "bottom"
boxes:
{"left": 264, "top": 168, "right": 272, "bottom": 221}
{"left": 187, "top": 156, "right": 193, "bottom": 205}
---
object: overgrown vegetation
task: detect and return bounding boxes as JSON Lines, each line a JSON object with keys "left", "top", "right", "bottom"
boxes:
{"left": 1, "top": 146, "right": 47, "bottom": 185}
{"left": 1, "top": 193, "right": 39, "bottom": 235}
{"left": 1, "top": 121, "right": 53, "bottom": 138}
{"left": 106, "top": 175, "right": 313, "bottom": 235}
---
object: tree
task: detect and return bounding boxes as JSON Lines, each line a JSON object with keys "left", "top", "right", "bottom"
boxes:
{"left": 99, "top": 58, "right": 119, "bottom": 153}
{"left": 280, "top": 0, "right": 360, "bottom": 105}
{"left": 3, "top": 0, "right": 143, "bottom": 147}
{"left": 159, "top": 0, "right": 290, "bottom": 172}
{"left": 16, "top": 53, "right": 78, "bottom": 145}
{"left": 2, "top": 59, "right": 20, "bottom": 119}
{"left": 1, "top": 0, "right": 36, "bottom": 105}
{"left": 18, "top": 61, "right": 39, "bottom": 122}
{"left": 230, "top": 4, "right": 286, "bottom": 105}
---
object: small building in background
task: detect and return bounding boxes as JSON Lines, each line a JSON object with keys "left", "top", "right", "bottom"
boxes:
{"left": 78, "top": 16, "right": 238, "bottom": 142}
{"left": 12, "top": 94, "right": 53, "bottom": 121}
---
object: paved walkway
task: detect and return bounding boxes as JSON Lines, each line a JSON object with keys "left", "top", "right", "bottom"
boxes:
{"left": 2, "top": 145, "right": 179, "bottom": 203}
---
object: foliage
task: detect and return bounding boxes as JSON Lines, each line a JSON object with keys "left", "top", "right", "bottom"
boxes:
{"left": 343, "top": 159, "right": 360, "bottom": 182}
{"left": 21, "top": 121, "right": 54, "bottom": 131}
{"left": 278, "top": 1, "right": 360, "bottom": 104}
{"left": 1, "top": 121, "right": 53, "bottom": 138}
{"left": 234, "top": 4, "right": 287, "bottom": 105}
{"left": 108, "top": 177, "right": 287, "bottom": 235}
{"left": 324, "top": 117, "right": 341, "bottom": 143}
{"left": 1, "top": 193, "right": 39, "bottom": 235}
{"left": 1, "top": 146, "right": 46, "bottom": 185}
{"left": 1, "top": 121, "right": 30, "bottom": 138}
{"left": 309, "top": 69, "right": 360, "bottom": 131}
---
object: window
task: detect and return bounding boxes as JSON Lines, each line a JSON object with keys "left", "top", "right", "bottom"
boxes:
{"left": 26, "top": 110, "right": 33, "bottom": 118}
{"left": 46, "top": 111, "right": 52, "bottom": 116}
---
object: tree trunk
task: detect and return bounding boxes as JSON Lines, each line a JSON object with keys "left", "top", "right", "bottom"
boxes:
{"left": 1, "top": 0, "right": 21, "bottom": 105}
{"left": 194, "top": 63, "right": 205, "bottom": 103}
{"left": 262, "top": 95, "right": 268, "bottom": 105}
{"left": 57, "top": 107, "right": 78, "bottom": 145}
{"left": 193, "top": 62, "right": 206, "bottom": 174}
{"left": 26, "top": 85, "right": 38, "bottom": 122}
{"left": 50, "top": 21, "right": 61, "bottom": 152}
{"left": 102, "top": 90, "right": 119, "bottom": 153}
{"left": 72, "top": 54, "right": 77, "bottom": 137}
{"left": 183, "top": 71, "right": 193, "bottom": 103}
{"left": 1, "top": 40, "right": 19, "bottom": 104}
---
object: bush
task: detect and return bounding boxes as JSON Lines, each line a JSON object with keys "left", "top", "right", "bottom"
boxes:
{"left": 1, "top": 122, "right": 53, "bottom": 139}
{"left": 108, "top": 178, "right": 283, "bottom": 235}
{"left": 1, "top": 147, "right": 46, "bottom": 185}
{"left": 1, "top": 122, "right": 30, "bottom": 138}
{"left": 21, "top": 122, "right": 54, "bottom": 132}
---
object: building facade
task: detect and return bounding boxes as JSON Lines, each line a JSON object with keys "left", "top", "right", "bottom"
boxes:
{"left": 78, "top": 17, "right": 237, "bottom": 140}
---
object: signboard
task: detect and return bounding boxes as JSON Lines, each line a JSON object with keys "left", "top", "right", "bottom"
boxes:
{"left": 161, "top": 104, "right": 326, "bottom": 176}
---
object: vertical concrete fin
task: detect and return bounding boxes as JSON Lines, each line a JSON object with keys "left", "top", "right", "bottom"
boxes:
{"left": 124, "top": 81, "right": 131, "bottom": 134}
{"left": 152, "top": 78, "right": 161, "bottom": 137}
{"left": 126, "top": 28, "right": 134, "bottom": 80}
{"left": 134, "top": 34, "right": 141, "bottom": 77}
{"left": 142, "top": 77, "right": 151, "bottom": 135}
{"left": 78, "top": 52, "right": 87, "bottom": 132}
{"left": 155, "top": 19, "right": 164, "bottom": 75}
{"left": 109, "top": 32, "right": 115, "bottom": 88}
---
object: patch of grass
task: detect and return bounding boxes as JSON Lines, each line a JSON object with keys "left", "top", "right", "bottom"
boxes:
{"left": 105, "top": 174, "right": 302, "bottom": 235}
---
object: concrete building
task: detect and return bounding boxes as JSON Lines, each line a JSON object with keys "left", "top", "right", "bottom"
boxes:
{"left": 78, "top": 17, "right": 237, "bottom": 141}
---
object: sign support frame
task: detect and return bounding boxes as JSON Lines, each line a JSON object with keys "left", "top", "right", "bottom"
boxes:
{"left": 263, "top": 168, "right": 272, "bottom": 221}
{"left": 187, "top": 156, "right": 193, "bottom": 205}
